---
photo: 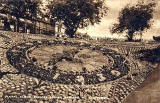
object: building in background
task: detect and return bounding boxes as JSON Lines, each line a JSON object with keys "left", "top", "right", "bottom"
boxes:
{"left": 0, "top": 12, "right": 56, "bottom": 35}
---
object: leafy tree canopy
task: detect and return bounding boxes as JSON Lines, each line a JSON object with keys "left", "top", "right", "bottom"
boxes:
{"left": 0, "top": 0, "right": 40, "bottom": 21}
{"left": 111, "top": 2, "right": 156, "bottom": 41}
{"left": 48, "top": 0, "right": 108, "bottom": 37}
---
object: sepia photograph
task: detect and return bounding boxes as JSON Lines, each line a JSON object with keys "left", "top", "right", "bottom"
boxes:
{"left": 0, "top": 0, "right": 160, "bottom": 103}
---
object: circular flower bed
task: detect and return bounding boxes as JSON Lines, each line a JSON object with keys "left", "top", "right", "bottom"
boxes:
{"left": 6, "top": 39, "right": 132, "bottom": 85}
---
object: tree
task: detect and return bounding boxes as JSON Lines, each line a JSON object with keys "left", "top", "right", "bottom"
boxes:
{"left": 1, "top": 0, "right": 27, "bottom": 32}
{"left": 0, "top": 0, "right": 40, "bottom": 32}
{"left": 48, "top": 0, "right": 108, "bottom": 38}
{"left": 25, "top": 0, "right": 41, "bottom": 34}
{"left": 111, "top": 2, "right": 155, "bottom": 41}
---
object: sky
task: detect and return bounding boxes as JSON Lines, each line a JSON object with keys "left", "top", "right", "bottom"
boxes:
{"left": 79, "top": 0, "right": 160, "bottom": 40}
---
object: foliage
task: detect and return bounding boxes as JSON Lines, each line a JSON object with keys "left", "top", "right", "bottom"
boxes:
{"left": 25, "top": 0, "right": 40, "bottom": 21}
{"left": 0, "top": 0, "right": 41, "bottom": 32}
{"left": 0, "top": 0, "right": 40, "bottom": 20}
{"left": 137, "top": 46, "right": 160, "bottom": 64}
{"left": 48, "top": 0, "right": 108, "bottom": 37}
{"left": 111, "top": 2, "right": 156, "bottom": 41}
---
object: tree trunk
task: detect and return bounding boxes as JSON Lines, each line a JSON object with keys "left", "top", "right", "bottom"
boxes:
{"left": 52, "top": 22, "right": 55, "bottom": 35}
{"left": 4, "top": 19, "right": 11, "bottom": 31}
{"left": 65, "top": 28, "right": 77, "bottom": 38}
{"left": 23, "top": 23, "right": 26, "bottom": 33}
{"left": 127, "top": 31, "right": 134, "bottom": 41}
{"left": 128, "top": 37, "right": 133, "bottom": 41}
{"left": 34, "top": 21, "right": 36, "bottom": 34}
{"left": 39, "top": 21, "right": 40, "bottom": 34}
{"left": 16, "top": 18, "right": 20, "bottom": 32}
{"left": 14, "top": 21, "right": 17, "bottom": 32}
{"left": 140, "top": 32, "right": 142, "bottom": 41}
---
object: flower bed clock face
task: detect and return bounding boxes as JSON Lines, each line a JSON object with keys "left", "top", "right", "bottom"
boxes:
{"left": 6, "top": 40, "right": 132, "bottom": 85}
{"left": 31, "top": 45, "right": 110, "bottom": 72}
